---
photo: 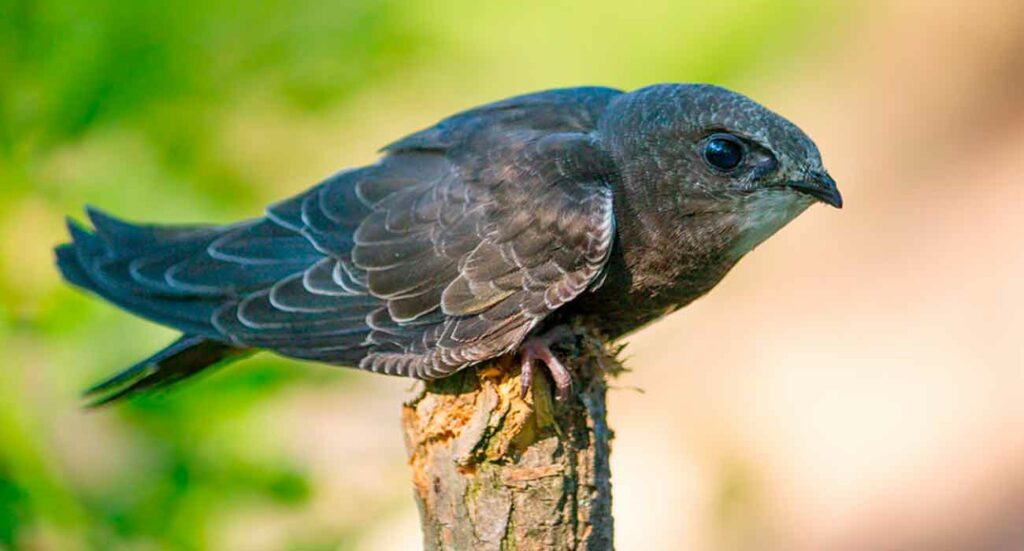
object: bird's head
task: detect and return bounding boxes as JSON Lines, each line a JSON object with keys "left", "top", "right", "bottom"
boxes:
{"left": 600, "top": 83, "right": 841, "bottom": 258}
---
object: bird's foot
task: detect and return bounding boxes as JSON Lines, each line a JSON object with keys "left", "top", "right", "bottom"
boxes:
{"left": 519, "top": 326, "right": 575, "bottom": 401}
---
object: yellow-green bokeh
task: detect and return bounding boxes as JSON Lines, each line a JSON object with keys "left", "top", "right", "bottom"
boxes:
{"left": 2, "top": 1, "right": 856, "bottom": 548}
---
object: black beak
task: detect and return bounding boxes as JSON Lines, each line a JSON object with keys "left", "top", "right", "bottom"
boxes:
{"left": 786, "top": 171, "right": 843, "bottom": 209}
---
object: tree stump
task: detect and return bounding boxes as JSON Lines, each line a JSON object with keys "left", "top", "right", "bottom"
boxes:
{"left": 401, "top": 328, "right": 618, "bottom": 550}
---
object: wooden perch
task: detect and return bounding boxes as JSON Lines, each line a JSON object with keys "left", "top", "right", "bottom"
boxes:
{"left": 401, "top": 327, "right": 618, "bottom": 550}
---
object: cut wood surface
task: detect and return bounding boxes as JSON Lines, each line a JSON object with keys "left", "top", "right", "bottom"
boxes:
{"left": 401, "top": 328, "right": 619, "bottom": 550}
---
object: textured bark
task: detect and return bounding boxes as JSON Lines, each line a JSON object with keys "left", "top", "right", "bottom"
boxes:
{"left": 401, "top": 328, "right": 617, "bottom": 550}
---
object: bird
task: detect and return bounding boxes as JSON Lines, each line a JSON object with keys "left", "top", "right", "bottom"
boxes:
{"left": 56, "top": 83, "right": 842, "bottom": 406}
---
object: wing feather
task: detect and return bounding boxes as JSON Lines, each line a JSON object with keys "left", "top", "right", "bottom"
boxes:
{"left": 198, "top": 87, "right": 621, "bottom": 377}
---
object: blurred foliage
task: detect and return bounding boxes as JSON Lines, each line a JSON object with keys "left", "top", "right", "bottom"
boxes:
{"left": 0, "top": 0, "right": 849, "bottom": 548}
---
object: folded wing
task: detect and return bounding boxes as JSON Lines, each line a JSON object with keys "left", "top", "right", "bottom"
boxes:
{"left": 60, "top": 86, "right": 624, "bottom": 382}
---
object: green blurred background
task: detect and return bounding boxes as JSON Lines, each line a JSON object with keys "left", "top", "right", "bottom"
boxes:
{"left": 2, "top": 1, "right": 1022, "bottom": 549}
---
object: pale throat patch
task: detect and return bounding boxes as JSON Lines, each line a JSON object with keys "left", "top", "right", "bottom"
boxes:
{"left": 728, "top": 191, "right": 813, "bottom": 258}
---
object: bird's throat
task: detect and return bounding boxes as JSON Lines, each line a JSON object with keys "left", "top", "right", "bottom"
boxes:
{"left": 726, "top": 192, "right": 813, "bottom": 260}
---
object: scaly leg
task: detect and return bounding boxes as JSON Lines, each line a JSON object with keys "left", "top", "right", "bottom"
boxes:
{"left": 519, "top": 326, "right": 575, "bottom": 401}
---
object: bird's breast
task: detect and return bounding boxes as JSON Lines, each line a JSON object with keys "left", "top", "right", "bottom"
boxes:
{"left": 558, "top": 236, "right": 740, "bottom": 339}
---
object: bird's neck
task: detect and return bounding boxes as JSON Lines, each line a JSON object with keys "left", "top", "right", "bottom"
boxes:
{"left": 578, "top": 187, "right": 811, "bottom": 338}
{"left": 616, "top": 205, "right": 740, "bottom": 296}
{"left": 567, "top": 194, "right": 741, "bottom": 337}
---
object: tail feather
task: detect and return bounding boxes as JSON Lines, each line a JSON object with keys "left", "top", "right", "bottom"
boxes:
{"left": 55, "top": 241, "right": 96, "bottom": 291}
{"left": 55, "top": 212, "right": 225, "bottom": 336}
{"left": 85, "top": 335, "right": 248, "bottom": 407}
{"left": 84, "top": 205, "right": 218, "bottom": 256}
{"left": 56, "top": 208, "right": 252, "bottom": 406}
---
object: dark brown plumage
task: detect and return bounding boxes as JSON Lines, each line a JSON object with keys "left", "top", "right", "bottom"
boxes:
{"left": 56, "top": 84, "right": 841, "bottom": 405}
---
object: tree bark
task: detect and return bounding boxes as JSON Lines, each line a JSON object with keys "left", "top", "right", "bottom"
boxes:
{"left": 401, "top": 327, "right": 617, "bottom": 550}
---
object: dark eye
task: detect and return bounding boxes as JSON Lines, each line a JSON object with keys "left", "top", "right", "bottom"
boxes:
{"left": 702, "top": 134, "right": 744, "bottom": 171}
